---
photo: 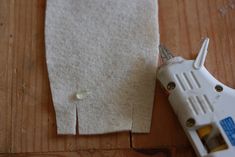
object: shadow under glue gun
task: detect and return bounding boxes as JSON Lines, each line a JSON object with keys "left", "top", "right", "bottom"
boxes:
{"left": 156, "top": 38, "right": 235, "bottom": 157}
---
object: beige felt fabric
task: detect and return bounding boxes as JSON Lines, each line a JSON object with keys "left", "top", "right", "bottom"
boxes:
{"left": 45, "top": 0, "right": 159, "bottom": 135}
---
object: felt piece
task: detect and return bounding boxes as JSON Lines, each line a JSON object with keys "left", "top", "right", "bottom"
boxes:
{"left": 45, "top": 0, "right": 159, "bottom": 135}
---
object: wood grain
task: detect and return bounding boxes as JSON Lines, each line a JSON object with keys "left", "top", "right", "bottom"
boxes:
{"left": 132, "top": 0, "right": 235, "bottom": 153}
{"left": 0, "top": 150, "right": 166, "bottom": 157}
{"left": 0, "top": 0, "right": 12, "bottom": 153}
{"left": 0, "top": 0, "right": 235, "bottom": 156}
{"left": 0, "top": 148, "right": 197, "bottom": 157}
{"left": 172, "top": 146, "right": 197, "bottom": 157}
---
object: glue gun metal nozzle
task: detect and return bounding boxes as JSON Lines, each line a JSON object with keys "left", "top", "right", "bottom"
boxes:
{"left": 159, "top": 44, "right": 174, "bottom": 63}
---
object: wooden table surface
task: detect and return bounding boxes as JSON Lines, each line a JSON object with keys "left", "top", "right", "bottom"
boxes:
{"left": 0, "top": 0, "right": 235, "bottom": 156}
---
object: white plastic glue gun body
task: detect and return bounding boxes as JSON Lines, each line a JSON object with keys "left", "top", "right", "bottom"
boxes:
{"left": 157, "top": 38, "right": 235, "bottom": 157}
